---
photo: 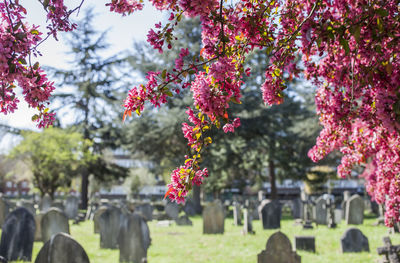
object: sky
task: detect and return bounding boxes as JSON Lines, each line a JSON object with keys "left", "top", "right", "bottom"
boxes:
{"left": 0, "top": 1, "right": 165, "bottom": 151}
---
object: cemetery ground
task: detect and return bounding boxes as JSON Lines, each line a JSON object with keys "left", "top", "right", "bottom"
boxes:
{"left": 10, "top": 211, "right": 399, "bottom": 263}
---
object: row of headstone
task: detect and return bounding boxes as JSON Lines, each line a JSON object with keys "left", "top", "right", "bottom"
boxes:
{"left": 93, "top": 206, "right": 151, "bottom": 262}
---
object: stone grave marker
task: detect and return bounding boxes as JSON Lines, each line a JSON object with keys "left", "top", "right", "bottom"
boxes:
{"left": 257, "top": 231, "right": 301, "bottom": 263}
{"left": 64, "top": 196, "right": 79, "bottom": 220}
{"left": 203, "top": 201, "right": 224, "bottom": 234}
{"left": 0, "top": 207, "right": 35, "bottom": 261}
{"left": 34, "top": 233, "right": 89, "bottom": 263}
{"left": 377, "top": 236, "right": 400, "bottom": 263}
{"left": 258, "top": 200, "right": 281, "bottom": 229}
{"left": 341, "top": 191, "right": 351, "bottom": 220}
{"left": 41, "top": 208, "right": 70, "bottom": 243}
{"left": 295, "top": 236, "right": 315, "bottom": 253}
{"left": 242, "top": 208, "right": 254, "bottom": 235}
{"left": 51, "top": 200, "right": 64, "bottom": 211}
{"left": 165, "top": 202, "right": 179, "bottom": 220}
{"left": 313, "top": 196, "right": 327, "bottom": 225}
{"left": 99, "top": 206, "right": 123, "bottom": 249}
{"left": 118, "top": 213, "right": 151, "bottom": 263}
{"left": 93, "top": 206, "right": 108, "bottom": 234}
{"left": 340, "top": 227, "right": 369, "bottom": 253}
{"left": 34, "top": 213, "right": 45, "bottom": 241}
{"left": 0, "top": 197, "right": 10, "bottom": 228}
{"left": 233, "top": 201, "right": 242, "bottom": 226}
{"left": 291, "top": 198, "right": 302, "bottom": 219}
{"left": 345, "top": 194, "right": 364, "bottom": 225}
{"left": 183, "top": 199, "right": 197, "bottom": 216}
{"left": 39, "top": 194, "right": 52, "bottom": 212}
{"left": 258, "top": 191, "right": 266, "bottom": 202}
{"left": 134, "top": 203, "right": 153, "bottom": 221}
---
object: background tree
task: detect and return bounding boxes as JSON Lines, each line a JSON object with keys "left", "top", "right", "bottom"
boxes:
{"left": 9, "top": 127, "right": 93, "bottom": 198}
{"left": 49, "top": 9, "right": 128, "bottom": 208}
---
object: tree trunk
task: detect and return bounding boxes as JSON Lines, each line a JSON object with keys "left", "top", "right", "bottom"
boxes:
{"left": 192, "top": 184, "right": 202, "bottom": 214}
{"left": 269, "top": 159, "right": 277, "bottom": 200}
{"left": 80, "top": 169, "right": 89, "bottom": 209}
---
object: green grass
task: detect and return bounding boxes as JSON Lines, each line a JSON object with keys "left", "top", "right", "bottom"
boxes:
{"left": 23, "top": 213, "right": 398, "bottom": 263}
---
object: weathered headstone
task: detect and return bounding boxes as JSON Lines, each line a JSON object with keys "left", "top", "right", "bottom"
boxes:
{"left": 41, "top": 208, "right": 70, "bottom": 243}
{"left": 0, "top": 207, "right": 35, "bottom": 261}
{"left": 242, "top": 208, "right": 254, "bottom": 235}
{"left": 175, "top": 215, "right": 193, "bottom": 226}
{"left": 34, "top": 213, "right": 45, "bottom": 241}
{"left": 34, "top": 233, "right": 89, "bottom": 263}
{"left": 295, "top": 236, "right": 315, "bottom": 253}
{"left": 377, "top": 236, "right": 400, "bottom": 263}
{"left": 118, "top": 213, "right": 151, "bottom": 263}
{"left": 0, "top": 197, "right": 10, "bottom": 228}
{"left": 313, "top": 196, "right": 327, "bottom": 225}
{"left": 257, "top": 231, "right": 301, "bottom": 263}
{"left": 64, "top": 196, "right": 79, "bottom": 220}
{"left": 233, "top": 202, "right": 242, "bottom": 226}
{"left": 183, "top": 199, "right": 197, "bottom": 216}
{"left": 39, "top": 194, "right": 52, "bottom": 212}
{"left": 291, "top": 198, "right": 302, "bottom": 219}
{"left": 165, "top": 202, "right": 179, "bottom": 220}
{"left": 203, "top": 201, "right": 224, "bottom": 234}
{"left": 346, "top": 194, "right": 364, "bottom": 225}
{"left": 99, "top": 206, "right": 123, "bottom": 249}
{"left": 258, "top": 200, "right": 281, "bottom": 229}
{"left": 93, "top": 206, "right": 108, "bottom": 234}
{"left": 341, "top": 191, "right": 351, "bottom": 220}
{"left": 134, "top": 203, "right": 153, "bottom": 221}
{"left": 340, "top": 228, "right": 369, "bottom": 253}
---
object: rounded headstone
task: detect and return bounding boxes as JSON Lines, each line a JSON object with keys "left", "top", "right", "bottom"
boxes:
{"left": 93, "top": 206, "right": 108, "bottom": 234}
{"left": 99, "top": 206, "right": 123, "bottom": 249}
{"left": 41, "top": 208, "right": 70, "bottom": 243}
{"left": 258, "top": 200, "right": 281, "bottom": 229}
{"left": 0, "top": 207, "right": 35, "bottom": 261}
{"left": 345, "top": 195, "right": 364, "bottom": 225}
{"left": 340, "top": 227, "right": 369, "bottom": 253}
{"left": 203, "top": 200, "right": 224, "bottom": 234}
{"left": 35, "top": 233, "right": 90, "bottom": 263}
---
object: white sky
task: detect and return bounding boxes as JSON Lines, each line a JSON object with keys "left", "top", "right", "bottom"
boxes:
{"left": 0, "top": 0, "right": 164, "bottom": 152}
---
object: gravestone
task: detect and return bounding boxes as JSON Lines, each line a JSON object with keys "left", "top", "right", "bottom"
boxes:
{"left": 51, "top": 200, "right": 64, "bottom": 211}
{"left": 34, "top": 213, "right": 45, "bottom": 241}
{"left": 134, "top": 203, "right": 153, "bottom": 221}
{"left": 0, "top": 197, "right": 10, "bottom": 228}
{"left": 377, "top": 236, "right": 400, "bottom": 263}
{"left": 233, "top": 202, "right": 242, "bottom": 226}
{"left": 0, "top": 207, "right": 35, "bottom": 261}
{"left": 340, "top": 228, "right": 369, "bottom": 253}
{"left": 257, "top": 231, "right": 301, "bottom": 263}
{"left": 341, "top": 191, "right": 351, "bottom": 220}
{"left": 258, "top": 200, "right": 281, "bottom": 229}
{"left": 41, "top": 208, "right": 70, "bottom": 243}
{"left": 258, "top": 191, "right": 266, "bottom": 202}
{"left": 175, "top": 215, "right": 193, "bottom": 226}
{"left": 93, "top": 206, "right": 108, "bottom": 234}
{"left": 203, "top": 201, "right": 224, "bottom": 234}
{"left": 165, "top": 202, "right": 179, "bottom": 220}
{"left": 118, "top": 213, "right": 151, "bottom": 263}
{"left": 18, "top": 200, "right": 36, "bottom": 216}
{"left": 346, "top": 195, "right": 364, "bottom": 225}
{"left": 291, "top": 198, "right": 302, "bottom": 219}
{"left": 242, "top": 208, "right": 254, "bottom": 235}
{"left": 39, "top": 194, "right": 52, "bottom": 212}
{"left": 64, "top": 196, "right": 79, "bottom": 220}
{"left": 295, "top": 236, "right": 315, "bottom": 253}
{"left": 99, "top": 206, "right": 123, "bottom": 249}
{"left": 34, "top": 233, "right": 89, "bottom": 263}
{"left": 313, "top": 196, "right": 327, "bottom": 225}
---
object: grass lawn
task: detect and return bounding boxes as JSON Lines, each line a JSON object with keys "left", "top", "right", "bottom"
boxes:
{"left": 25, "top": 213, "right": 398, "bottom": 263}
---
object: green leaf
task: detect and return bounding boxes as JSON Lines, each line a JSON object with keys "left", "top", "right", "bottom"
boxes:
{"left": 33, "top": 62, "right": 40, "bottom": 70}
{"left": 31, "top": 114, "right": 39, "bottom": 121}
{"left": 161, "top": 69, "right": 167, "bottom": 79}
{"left": 339, "top": 38, "right": 350, "bottom": 55}
{"left": 353, "top": 25, "right": 361, "bottom": 43}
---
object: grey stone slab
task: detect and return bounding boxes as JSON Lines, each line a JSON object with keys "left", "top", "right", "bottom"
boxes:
{"left": 203, "top": 201, "right": 224, "bottom": 234}
{"left": 0, "top": 207, "right": 35, "bottom": 261}
{"left": 93, "top": 206, "right": 108, "bottom": 234}
{"left": 64, "top": 196, "right": 79, "bottom": 220}
{"left": 258, "top": 200, "right": 281, "bottom": 229}
{"left": 35, "top": 233, "right": 89, "bottom": 263}
{"left": 257, "top": 231, "right": 301, "bottom": 263}
{"left": 313, "top": 196, "right": 327, "bottom": 225}
{"left": 41, "top": 208, "right": 70, "bottom": 243}
{"left": 99, "top": 206, "right": 123, "bottom": 249}
{"left": 341, "top": 228, "right": 369, "bottom": 253}
{"left": 346, "top": 195, "right": 364, "bottom": 225}
{"left": 295, "top": 236, "right": 315, "bottom": 253}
